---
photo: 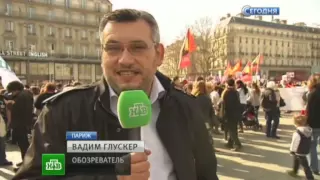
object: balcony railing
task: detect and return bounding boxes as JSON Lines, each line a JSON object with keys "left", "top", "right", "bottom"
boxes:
{"left": 0, "top": 11, "right": 98, "bottom": 27}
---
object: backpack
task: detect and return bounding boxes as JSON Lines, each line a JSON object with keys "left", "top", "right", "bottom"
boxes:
{"left": 261, "top": 88, "right": 277, "bottom": 111}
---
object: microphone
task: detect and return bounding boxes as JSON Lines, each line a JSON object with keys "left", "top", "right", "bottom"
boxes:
{"left": 117, "top": 90, "right": 152, "bottom": 139}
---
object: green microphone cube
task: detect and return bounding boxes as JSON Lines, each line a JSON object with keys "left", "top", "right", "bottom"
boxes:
{"left": 117, "top": 90, "right": 152, "bottom": 128}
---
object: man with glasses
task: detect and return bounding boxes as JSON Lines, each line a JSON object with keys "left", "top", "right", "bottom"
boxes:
{"left": 14, "top": 9, "right": 218, "bottom": 180}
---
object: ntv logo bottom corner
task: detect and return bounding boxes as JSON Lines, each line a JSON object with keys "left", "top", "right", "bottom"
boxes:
{"left": 42, "top": 154, "right": 65, "bottom": 176}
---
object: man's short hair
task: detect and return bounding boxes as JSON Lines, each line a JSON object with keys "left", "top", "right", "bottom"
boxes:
{"left": 226, "top": 78, "right": 235, "bottom": 87}
{"left": 7, "top": 81, "right": 24, "bottom": 92}
{"left": 99, "top": 9, "right": 160, "bottom": 44}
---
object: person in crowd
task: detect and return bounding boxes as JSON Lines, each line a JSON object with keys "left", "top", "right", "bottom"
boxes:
{"left": 56, "top": 83, "right": 63, "bottom": 93}
{"left": 183, "top": 82, "right": 193, "bottom": 95}
{"left": 171, "top": 76, "right": 181, "bottom": 89}
{"left": 72, "top": 81, "right": 82, "bottom": 86}
{"left": 2, "top": 90, "right": 15, "bottom": 145}
{"left": 287, "top": 115, "right": 314, "bottom": 180}
{"left": 192, "top": 80, "right": 218, "bottom": 141}
{"left": 236, "top": 80, "right": 249, "bottom": 133}
{"left": 34, "top": 83, "right": 56, "bottom": 111}
{"left": 24, "top": 85, "right": 30, "bottom": 91}
{"left": 30, "top": 86, "right": 40, "bottom": 102}
{"left": 39, "top": 85, "right": 45, "bottom": 94}
{"left": 196, "top": 76, "right": 204, "bottom": 82}
{"left": 210, "top": 85, "right": 222, "bottom": 134}
{"left": 24, "top": 84, "right": 33, "bottom": 97}
{"left": 14, "top": 9, "right": 218, "bottom": 180}
{"left": 216, "top": 82, "right": 224, "bottom": 97}
{"left": 181, "top": 79, "right": 188, "bottom": 88}
{"left": 261, "top": 81, "right": 280, "bottom": 139}
{"left": 30, "top": 86, "right": 41, "bottom": 125}
{"left": 6, "top": 81, "right": 34, "bottom": 172}
{"left": 0, "top": 89, "right": 12, "bottom": 167}
{"left": 306, "top": 75, "right": 320, "bottom": 175}
{"left": 221, "top": 78, "right": 242, "bottom": 151}
{"left": 248, "top": 82, "right": 261, "bottom": 122}
{"left": 302, "top": 76, "right": 319, "bottom": 106}
{"left": 206, "top": 82, "right": 214, "bottom": 94}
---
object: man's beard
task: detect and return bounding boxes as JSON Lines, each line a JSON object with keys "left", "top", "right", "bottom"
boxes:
{"left": 105, "top": 75, "right": 153, "bottom": 96}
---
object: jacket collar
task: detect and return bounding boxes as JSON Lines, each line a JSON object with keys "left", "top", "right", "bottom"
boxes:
{"left": 96, "top": 71, "right": 173, "bottom": 110}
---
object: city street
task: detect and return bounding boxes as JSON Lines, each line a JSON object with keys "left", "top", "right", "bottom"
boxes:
{"left": 216, "top": 115, "right": 320, "bottom": 180}
{"left": 0, "top": 115, "right": 319, "bottom": 180}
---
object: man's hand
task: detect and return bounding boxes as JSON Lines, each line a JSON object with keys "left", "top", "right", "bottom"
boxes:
{"left": 117, "top": 150, "right": 151, "bottom": 180}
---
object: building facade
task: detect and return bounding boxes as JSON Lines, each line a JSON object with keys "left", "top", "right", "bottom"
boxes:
{"left": 212, "top": 14, "right": 320, "bottom": 80}
{"left": 0, "top": 0, "right": 112, "bottom": 85}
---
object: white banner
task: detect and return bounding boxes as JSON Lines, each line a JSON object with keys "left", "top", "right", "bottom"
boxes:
{"left": 0, "top": 68, "right": 21, "bottom": 89}
{"left": 0, "top": 56, "right": 21, "bottom": 89}
{"left": 278, "top": 87, "right": 306, "bottom": 111}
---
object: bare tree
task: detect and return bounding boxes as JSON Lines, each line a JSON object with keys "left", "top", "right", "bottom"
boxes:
{"left": 160, "top": 18, "right": 216, "bottom": 78}
{"left": 190, "top": 17, "right": 215, "bottom": 75}
{"left": 159, "top": 39, "right": 184, "bottom": 77}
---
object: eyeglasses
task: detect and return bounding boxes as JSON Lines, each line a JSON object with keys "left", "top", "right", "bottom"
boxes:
{"left": 102, "top": 42, "right": 157, "bottom": 57}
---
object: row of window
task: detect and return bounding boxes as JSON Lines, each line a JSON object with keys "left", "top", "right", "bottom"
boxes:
{"left": 237, "top": 37, "right": 320, "bottom": 47}
{"left": 4, "top": 21, "right": 100, "bottom": 40}
{"left": 4, "top": 5, "right": 103, "bottom": 27}
{"left": 5, "top": 0, "right": 106, "bottom": 13}
{"left": 7, "top": 62, "right": 102, "bottom": 79}
{"left": 215, "top": 48, "right": 319, "bottom": 57}
{"left": 223, "top": 52, "right": 320, "bottom": 58}
{"left": 216, "top": 26, "right": 320, "bottom": 40}
{"left": 214, "top": 37, "right": 320, "bottom": 48}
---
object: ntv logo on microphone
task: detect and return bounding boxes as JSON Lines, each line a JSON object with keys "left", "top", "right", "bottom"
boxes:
{"left": 241, "top": 5, "right": 280, "bottom": 16}
{"left": 129, "top": 103, "right": 148, "bottom": 117}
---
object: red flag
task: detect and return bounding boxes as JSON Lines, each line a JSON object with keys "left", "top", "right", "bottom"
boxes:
{"left": 251, "top": 54, "right": 263, "bottom": 75}
{"left": 242, "top": 61, "right": 252, "bottom": 75}
{"left": 179, "top": 29, "right": 197, "bottom": 69}
{"left": 179, "top": 54, "right": 191, "bottom": 68}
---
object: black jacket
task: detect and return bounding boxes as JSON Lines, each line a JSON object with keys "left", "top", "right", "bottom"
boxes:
{"left": 34, "top": 92, "right": 56, "bottom": 110}
{"left": 261, "top": 88, "right": 277, "bottom": 112}
{"left": 307, "top": 84, "right": 320, "bottom": 128}
{"left": 11, "top": 90, "right": 34, "bottom": 128}
{"left": 195, "top": 94, "right": 215, "bottom": 125}
{"left": 222, "top": 88, "right": 241, "bottom": 121}
{"left": 13, "top": 72, "right": 218, "bottom": 180}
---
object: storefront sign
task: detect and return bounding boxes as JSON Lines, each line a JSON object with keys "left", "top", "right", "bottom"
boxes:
{"left": 0, "top": 50, "right": 48, "bottom": 58}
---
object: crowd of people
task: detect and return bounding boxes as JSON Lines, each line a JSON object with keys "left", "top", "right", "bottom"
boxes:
{"left": 172, "top": 74, "right": 320, "bottom": 180}
{"left": 0, "top": 81, "right": 83, "bottom": 172}
{"left": 172, "top": 76, "right": 284, "bottom": 151}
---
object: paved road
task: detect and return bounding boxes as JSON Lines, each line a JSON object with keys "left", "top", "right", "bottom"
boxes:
{"left": 216, "top": 116, "right": 320, "bottom": 180}
{"left": 0, "top": 116, "right": 319, "bottom": 180}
